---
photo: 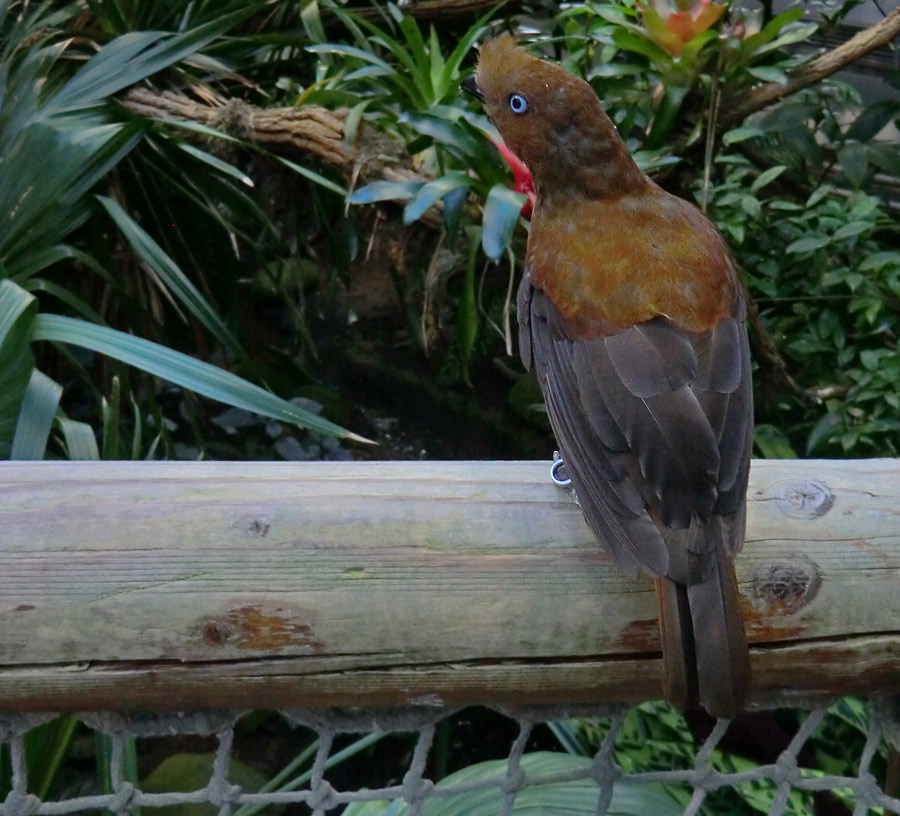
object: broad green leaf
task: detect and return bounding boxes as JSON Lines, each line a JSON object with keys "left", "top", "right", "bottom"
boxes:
{"left": 806, "top": 184, "right": 833, "bottom": 208}
{"left": 806, "top": 410, "right": 841, "bottom": 455}
{"left": 722, "top": 126, "right": 765, "bottom": 145}
{"left": 31, "top": 314, "right": 366, "bottom": 441}
{"left": 97, "top": 195, "right": 240, "bottom": 354}
{"left": 348, "top": 179, "right": 423, "bottom": 205}
{"left": 0, "top": 121, "right": 145, "bottom": 274}
{"left": 754, "top": 22, "right": 818, "bottom": 55}
{"left": 754, "top": 424, "right": 797, "bottom": 459}
{"left": 403, "top": 173, "right": 470, "bottom": 225}
{"left": 481, "top": 184, "right": 525, "bottom": 262}
{"left": 832, "top": 221, "right": 870, "bottom": 242}
{"left": 612, "top": 29, "right": 669, "bottom": 63}
{"left": 750, "top": 165, "right": 787, "bottom": 193}
{"left": 58, "top": 417, "right": 100, "bottom": 460}
{"left": 343, "top": 752, "right": 684, "bottom": 816}
{"left": 399, "top": 111, "right": 481, "bottom": 154}
{"left": 645, "top": 85, "right": 688, "bottom": 150}
{"left": 746, "top": 65, "right": 788, "bottom": 85}
{"left": 845, "top": 100, "right": 900, "bottom": 142}
{"left": 786, "top": 236, "right": 829, "bottom": 254}
{"left": 760, "top": 102, "right": 818, "bottom": 133}
{"left": 838, "top": 143, "right": 869, "bottom": 188}
{"left": 10, "top": 369, "right": 61, "bottom": 460}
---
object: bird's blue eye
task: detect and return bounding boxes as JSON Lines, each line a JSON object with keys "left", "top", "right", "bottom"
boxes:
{"left": 509, "top": 93, "right": 528, "bottom": 114}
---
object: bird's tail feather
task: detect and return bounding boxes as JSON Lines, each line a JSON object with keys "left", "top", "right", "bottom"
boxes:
{"left": 689, "top": 547, "right": 751, "bottom": 718}
{"left": 655, "top": 579, "right": 696, "bottom": 712}
{"left": 657, "top": 548, "right": 751, "bottom": 719}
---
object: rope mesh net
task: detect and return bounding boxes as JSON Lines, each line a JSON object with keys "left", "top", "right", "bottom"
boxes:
{"left": 2, "top": 699, "right": 899, "bottom": 816}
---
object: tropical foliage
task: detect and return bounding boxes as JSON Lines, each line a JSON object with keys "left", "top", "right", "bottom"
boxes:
{"left": 1, "top": 0, "right": 898, "bottom": 810}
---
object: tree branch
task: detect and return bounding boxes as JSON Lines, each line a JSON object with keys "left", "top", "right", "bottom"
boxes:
{"left": 722, "top": 7, "right": 900, "bottom": 127}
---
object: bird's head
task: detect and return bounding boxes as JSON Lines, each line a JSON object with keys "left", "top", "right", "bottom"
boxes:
{"left": 464, "top": 36, "right": 645, "bottom": 200}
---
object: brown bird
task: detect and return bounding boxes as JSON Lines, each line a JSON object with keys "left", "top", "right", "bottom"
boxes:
{"left": 465, "top": 36, "right": 753, "bottom": 718}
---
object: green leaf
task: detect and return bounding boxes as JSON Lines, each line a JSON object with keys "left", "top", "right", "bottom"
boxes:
{"left": 612, "top": 28, "right": 669, "bottom": 63}
{"left": 845, "top": 100, "right": 900, "bottom": 142}
{"left": 43, "top": 10, "right": 257, "bottom": 116}
{"left": 722, "top": 126, "right": 765, "bottom": 145}
{"left": 0, "top": 121, "right": 145, "bottom": 275}
{"left": 403, "top": 173, "right": 470, "bottom": 225}
{"left": 838, "top": 143, "right": 869, "bottom": 188}
{"left": 399, "top": 111, "right": 481, "bottom": 154}
{"left": 806, "top": 410, "right": 841, "bottom": 455}
{"left": 750, "top": 165, "right": 787, "bottom": 193}
{"left": 755, "top": 424, "right": 797, "bottom": 459}
{"left": 347, "top": 179, "right": 423, "bottom": 205}
{"left": 177, "top": 143, "right": 254, "bottom": 187}
{"left": 481, "top": 185, "right": 525, "bottom": 262}
{"left": 760, "top": 102, "right": 818, "bottom": 133}
{"left": 806, "top": 185, "right": 833, "bottom": 209}
{"left": 786, "top": 236, "right": 830, "bottom": 254}
{"left": 10, "top": 370, "right": 62, "bottom": 460}
{"left": 456, "top": 226, "right": 480, "bottom": 385}
{"left": 306, "top": 42, "right": 394, "bottom": 73}
{"left": 832, "top": 221, "right": 870, "bottom": 242}
{"left": 31, "top": 315, "right": 366, "bottom": 441}
{"left": 97, "top": 196, "right": 241, "bottom": 355}
{"left": 58, "top": 418, "right": 100, "bottom": 460}
{"left": 273, "top": 154, "right": 347, "bottom": 196}
{"left": 0, "top": 280, "right": 38, "bottom": 457}
{"left": 344, "top": 752, "right": 685, "bottom": 816}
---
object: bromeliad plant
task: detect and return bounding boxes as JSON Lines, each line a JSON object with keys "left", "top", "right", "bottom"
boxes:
{"left": 309, "top": 3, "right": 527, "bottom": 262}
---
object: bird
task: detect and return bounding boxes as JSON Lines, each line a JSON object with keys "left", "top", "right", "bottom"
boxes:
{"left": 463, "top": 35, "right": 753, "bottom": 718}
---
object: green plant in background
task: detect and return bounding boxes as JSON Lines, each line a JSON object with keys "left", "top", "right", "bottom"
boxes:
{"left": 0, "top": 1, "right": 364, "bottom": 461}
{"left": 343, "top": 751, "right": 686, "bottom": 816}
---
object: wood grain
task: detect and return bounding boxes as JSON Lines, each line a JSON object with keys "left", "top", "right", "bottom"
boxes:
{"left": 1, "top": 459, "right": 898, "bottom": 712}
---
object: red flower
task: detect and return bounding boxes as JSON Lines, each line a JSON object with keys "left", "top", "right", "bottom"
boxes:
{"left": 640, "top": 0, "right": 725, "bottom": 57}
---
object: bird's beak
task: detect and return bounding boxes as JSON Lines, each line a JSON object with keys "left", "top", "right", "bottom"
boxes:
{"left": 461, "top": 75, "right": 483, "bottom": 101}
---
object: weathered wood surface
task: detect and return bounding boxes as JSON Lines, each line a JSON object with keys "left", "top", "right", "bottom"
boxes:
{"left": 1, "top": 459, "right": 898, "bottom": 712}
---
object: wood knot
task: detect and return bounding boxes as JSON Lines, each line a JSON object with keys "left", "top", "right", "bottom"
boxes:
{"left": 232, "top": 516, "right": 271, "bottom": 537}
{"left": 753, "top": 556, "right": 821, "bottom": 614}
{"left": 766, "top": 479, "right": 834, "bottom": 519}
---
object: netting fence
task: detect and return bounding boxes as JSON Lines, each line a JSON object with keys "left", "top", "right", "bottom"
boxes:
{"left": 3, "top": 698, "right": 899, "bottom": 816}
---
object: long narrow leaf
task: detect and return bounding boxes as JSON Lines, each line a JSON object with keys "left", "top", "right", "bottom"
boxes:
{"left": 32, "top": 314, "right": 369, "bottom": 441}
{"left": 97, "top": 195, "right": 241, "bottom": 354}
{"left": 58, "top": 417, "right": 101, "bottom": 460}
{"left": 0, "top": 121, "right": 145, "bottom": 272}
{"left": 44, "top": 9, "right": 257, "bottom": 116}
{"left": 10, "top": 369, "right": 61, "bottom": 460}
{"left": 0, "top": 281, "right": 38, "bottom": 455}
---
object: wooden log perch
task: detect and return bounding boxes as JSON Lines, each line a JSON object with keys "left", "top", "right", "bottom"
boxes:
{"left": 1, "top": 459, "right": 899, "bottom": 714}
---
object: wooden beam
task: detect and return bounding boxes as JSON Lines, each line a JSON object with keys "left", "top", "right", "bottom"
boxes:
{"left": 1, "top": 459, "right": 898, "bottom": 712}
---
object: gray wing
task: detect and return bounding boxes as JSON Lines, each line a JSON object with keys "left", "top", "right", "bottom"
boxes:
{"left": 518, "top": 267, "right": 753, "bottom": 583}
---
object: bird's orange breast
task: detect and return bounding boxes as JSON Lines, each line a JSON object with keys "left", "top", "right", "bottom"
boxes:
{"left": 527, "top": 186, "right": 738, "bottom": 337}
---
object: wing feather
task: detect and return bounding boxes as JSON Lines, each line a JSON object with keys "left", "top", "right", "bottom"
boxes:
{"left": 519, "top": 268, "right": 752, "bottom": 579}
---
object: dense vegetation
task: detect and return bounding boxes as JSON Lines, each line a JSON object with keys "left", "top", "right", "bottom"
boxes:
{"left": 1, "top": 0, "right": 898, "bottom": 813}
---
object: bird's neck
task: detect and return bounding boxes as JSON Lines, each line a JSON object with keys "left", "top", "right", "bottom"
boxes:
{"left": 530, "top": 131, "right": 648, "bottom": 204}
